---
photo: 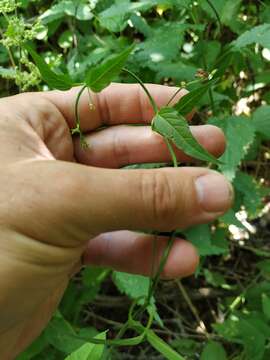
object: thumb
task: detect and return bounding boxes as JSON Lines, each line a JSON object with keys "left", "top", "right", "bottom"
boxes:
{"left": 10, "top": 161, "right": 233, "bottom": 246}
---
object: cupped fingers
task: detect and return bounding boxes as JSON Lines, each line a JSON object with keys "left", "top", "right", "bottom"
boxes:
{"left": 74, "top": 124, "right": 226, "bottom": 168}
{"left": 83, "top": 231, "right": 199, "bottom": 279}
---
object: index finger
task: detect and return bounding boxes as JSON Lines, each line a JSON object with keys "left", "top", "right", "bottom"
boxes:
{"left": 43, "top": 83, "right": 188, "bottom": 132}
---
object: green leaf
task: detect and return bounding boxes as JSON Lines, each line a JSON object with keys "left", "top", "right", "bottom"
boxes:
{"left": 113, "top": 271, "right": 150, "bottom": 299}
{"left": 98, "top": 0, "right": 163, "bottom": 32}
{"left": 262, "top": 294, "right": 270, "bottom": 320}
{"left": 174, "top": 80, "right": 216, "bottom": 115}
{"left": 258, "top": 260, "right": 270, "bottom": 278}
{"left": 24, "top": 44, "right": 74, "bottom": 90}
{"left": 0, "top": 65, "right": 16, "bottom": 79}
{"left": 184, "top": 224, "right": 227, "bottom": 256}
{"left": 200, "top": 341, "right": 227, "bottom": 360}
{"left": 44, "top": 312, "right": 97, "bottom": 354}
{"left": 64, "top": 331, "right": 106, "bottom": 360}
{"left": 135, "top": 22, "right": 187, "bottom": 65}
{"left": 252, "top": 105, "right": 270, "bottom": 139}
{"left": 234, "top": 24, "right": 270, "bottom": 49}
{"left": 233, "top": 171, "right": 263, "bottom": 217}
{"left": 146, "top": 329, "right": 185, "bottom": 360}
{"left": 85, "top": 45, "right": 134, "bottom": 92}
{"left": 40, "top": 0, "right": 93, "bottom": 24}
{"left": 152, "top": 107, "right": 221, "bottom": 164}
{"left": 208, "top": 116, "right": 255, "bottom": 180}
{"left": 204, "top": 269, "right": 228, "bottom": 289}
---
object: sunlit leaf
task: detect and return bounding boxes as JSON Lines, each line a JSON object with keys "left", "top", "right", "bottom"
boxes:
{"left": 85, "top": 45, "right": 134, "bottom": 92}
{"left": 152, "top": 107, "right": 221, "bottom": 164}
{"left": 174, "top": 79, "right": 217, "bottom": 115}
{"left": 24, "top": 44, "right": 74, "bottom": 90}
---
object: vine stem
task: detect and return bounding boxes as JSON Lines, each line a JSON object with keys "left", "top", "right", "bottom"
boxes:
{"left": 205, "top": 0, "right": 222, "bottom": 33}
{"left": 122, "top": 68, "right": 159, "bottom": 114}
{"left": 165, "top": 138, "right": 178, "bottom": 167}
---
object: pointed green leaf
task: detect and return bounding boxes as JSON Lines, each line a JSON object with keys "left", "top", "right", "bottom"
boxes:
{"left": 85, "top": 45, "right": 134, "bottom": 92}
{"left": 234, "top": 24, "right": 270, "bottom": 49}
{"left": 152, "top": 107, "right": 221, "bottom": 164}
{"left": 146, "top": 329, "right": 185, "bottom": 360}
{"left": 24, "top": 44, "right": 74, "bottom": 90}
{"left": 174, "top": 80, "right": 217, "bottom": 115}
{"left": 64, "top": 331, "right": 106, "bottom": 360}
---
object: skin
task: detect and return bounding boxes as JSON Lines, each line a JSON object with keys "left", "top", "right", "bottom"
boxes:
{"left": 0, "top": 83, "right": 233, "bottom": 359}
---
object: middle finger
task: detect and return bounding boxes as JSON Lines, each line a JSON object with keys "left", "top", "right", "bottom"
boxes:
{"left": 74, "top": 124, "right": 225, "bottom": 168}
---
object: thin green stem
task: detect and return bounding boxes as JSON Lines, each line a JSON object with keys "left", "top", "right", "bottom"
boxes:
{"left": 205, "top": 0, "right": 222, "bottom": 33}
{"left": 72, "top": 85, "right": 88, "bottom": 147}
{"left": 165, "top": 138, "right": 178, "bottom": 168}
{"left": 122, "top": 68, "right": 159, "bottom": 114}
{"left": 166, "top": 87, "right": 183, "bottom": 107}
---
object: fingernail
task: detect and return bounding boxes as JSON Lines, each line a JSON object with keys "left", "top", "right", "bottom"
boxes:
{"left": 195, "top": 172, "right": 233, "bottom": 213}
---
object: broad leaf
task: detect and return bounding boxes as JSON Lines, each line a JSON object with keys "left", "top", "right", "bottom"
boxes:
{"left": 135, "top": 22, "right": 188, "bottom": 65}
{"left": 209, "top": 116, "right": 255, "bottom": 180}
{"left": 85, "top": 45, "right": 134, "bottom": 92}
{"left": 234, "top": 24, "right": 270, "bottom": 49}
{"left": 113, "top": 271, "right": 150, "bottom": 299}
{"left": 40, "top": 0, "right": 93, "bottom": 23}
{"left": 25, "top": 45, "right": 74, "bottom": 90}
{"left": 98, "top": 0, "right": 163, "bottom": 32}
{"left": 64, "top": 331, "right": 106, "bottom": 360}
{"left": 233, "top": 171, "right": 263, "bottom": 217}
{"left": 174, "top": 79, "right": 216, "bottom": 115}
{"left": 200, "top": 341, "right": 227, "bottom": 360}
{"left": 152, "top": 107, "right": 221, "bottom": 164}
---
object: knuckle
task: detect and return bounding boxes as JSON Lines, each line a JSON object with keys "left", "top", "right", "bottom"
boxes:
{"left": 142, "top": 171, "right": 177, "bottom": 227}
{"left": 112, "top": 128, "right": 130, "bottom": 166}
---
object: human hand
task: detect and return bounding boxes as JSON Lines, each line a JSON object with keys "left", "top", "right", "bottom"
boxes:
{"left": 0, "top": 83, "right": 233, "bottom": 358}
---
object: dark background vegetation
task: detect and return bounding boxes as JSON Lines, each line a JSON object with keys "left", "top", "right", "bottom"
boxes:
{"left": 1, "top": 0, "right": 270, "bottom": 359}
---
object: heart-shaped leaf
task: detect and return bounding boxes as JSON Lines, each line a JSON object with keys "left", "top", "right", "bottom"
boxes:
{"left": 85, "top": 45, "right": 134, "bottom": 92}
{"left": 152, "top": 107, "right": 221, "bottom": 164}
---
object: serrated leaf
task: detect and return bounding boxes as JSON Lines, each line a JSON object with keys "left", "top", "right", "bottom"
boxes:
{"left": 233, "top": 171, "right": 263, "bottom": 217}
{"left": 64, "top": 331, "right": 106, "bottom": 360}
{"left": 85, "top": 46, "right": 134, "bottom": 92}
{"left": 200, "top": 341, "right": 227, "bottom": 360}
{"left": 174, "top": 79, "right": 217, "bottom": 115}
{"left": 152, "top": 107, "right": 221, "bottom": 164}
{"left": 24, "top": 44, "right": 74, "bottom": 90}
{"left": 113, "top": 271, "right": 150, "bottom": 299}
{"left": 208, "top": 116, "right": 255, "bottom": 181}
{"left": 234, "top": 24, "right": 270, "bottom": 49}
{"left": 0, "top": 65, "right": 16, "bottom": 79}
{"left": 135, "top": 22, "right": 187, "bottom": 65}
{"left": 252, "top": 105, "right": 270, "bottom": 139}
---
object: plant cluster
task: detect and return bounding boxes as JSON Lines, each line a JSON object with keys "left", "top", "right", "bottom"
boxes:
{"left": 1, "top": 1, "right": 270, "bottom": 359}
